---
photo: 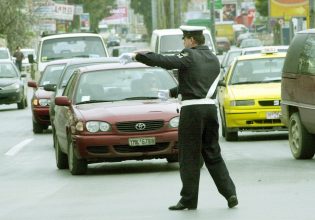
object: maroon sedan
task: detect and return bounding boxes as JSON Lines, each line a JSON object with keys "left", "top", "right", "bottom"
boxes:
{"left": 53, "top": 62, "right": 180, "bottom": 175}
{"left": 28, "top": 61, "right": 67, "bottom": 133}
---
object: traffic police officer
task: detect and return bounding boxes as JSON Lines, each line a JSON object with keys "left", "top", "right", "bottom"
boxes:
{"left": 119, "top": 25, "right": 238, "bottom": 210}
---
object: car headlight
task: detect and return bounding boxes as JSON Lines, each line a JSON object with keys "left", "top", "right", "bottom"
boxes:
{"left": 4, "top": 82, "right": 20, "bottom": 90}
{"left": 38, "top": 99, "right": 50, "bottom": 106}
{"left": 169, "top": 116, "right": 179, "bottom": 128}
{"left": 230, "top": 100, "right": 255, "bottom": 106}
{"left": 86, "top": 121, "right": 111, "bottom": 132}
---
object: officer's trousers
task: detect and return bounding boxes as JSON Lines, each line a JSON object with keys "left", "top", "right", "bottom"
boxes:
{"left": 178, "top": 104, "right": 236, "bottom": 208}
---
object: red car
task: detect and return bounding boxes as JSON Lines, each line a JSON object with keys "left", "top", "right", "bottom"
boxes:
{"left": 28, "top": 61, "right": 67, "bottom": 133}
{"left": 53, "top": 62, "right": 180, "bottom": 175}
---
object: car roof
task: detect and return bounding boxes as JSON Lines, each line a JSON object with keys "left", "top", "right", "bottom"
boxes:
{"left": 241, "top": 45, "right": 289, "bottom": 54}
{"left": 40, "top": 32, "right": 103, "bottom": 40}
{"left": 236, "top": 52, "right": 287, "bottom": 61}
{"left": 76, "top": 62, "right": 151, "bottom": 73}
{"left": 64, "top": 57, "right": 119, "bottom": 67}
{"left": 152, "top": 27, "right": 210, "bottom": 36}
{"left": 0, "top": 59, "right": 14, "bottom": 64}
{"left": 297, "top": 29, "right": 315, "bottom": 34}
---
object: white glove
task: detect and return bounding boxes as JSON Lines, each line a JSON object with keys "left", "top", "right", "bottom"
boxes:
{"left": 119, "top": 53, "right": 136, "bottom": 65}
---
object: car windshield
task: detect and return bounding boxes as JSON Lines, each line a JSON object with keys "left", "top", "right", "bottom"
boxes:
{"left": 0, "top": 63, "right": 17, "bottom": 77}
{"left": 0, "top": 50, "right": 10, "bottom": 59}
{"left": 229, "top": 57, "right": 285, "bottom": 85}
{"left": 41, "top": 36, "right": 107, "bottom": 62}
{"left": 74, "top": 67, "right": 177, "bottom": 104}
{"left": 39, "top": 64, "right": 66, "bottom": 86}
{"left": 160, "top": 34, "right": 213, "bottom": 54}
{"left": 58, "top": 62, "right": 107, "bottom": 89}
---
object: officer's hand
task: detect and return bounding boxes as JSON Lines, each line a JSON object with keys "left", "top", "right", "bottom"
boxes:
{"left": 119, "top": 53, "right": 136, "bottom": 65}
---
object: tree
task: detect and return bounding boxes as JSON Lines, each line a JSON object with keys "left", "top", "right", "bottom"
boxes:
{"left": 68, "top": 0, "right": 116, "bottom": 32}
{"left": 130, "top": 0, "right": 189, "bottom": 36}
{"left": 0, "top": 0, "right": 35, "bottom": 51}
{"left": 255, "top": 0, "right": 268, "bottom": 17}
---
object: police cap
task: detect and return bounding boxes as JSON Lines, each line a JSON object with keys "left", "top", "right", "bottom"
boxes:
{"left": 180, "top": 25, "right": 205, "bottom": 39}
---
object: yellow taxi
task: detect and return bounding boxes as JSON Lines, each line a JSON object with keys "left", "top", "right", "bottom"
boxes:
{"left": 217, "top": 47, "right": 287, "bottom": 141}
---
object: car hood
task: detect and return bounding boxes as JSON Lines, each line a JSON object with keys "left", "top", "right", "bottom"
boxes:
{"left": 227, "top": 83, "right": 281, "bottom": 100}
{"left": 74, "top": 99, "right": 180, "bottom": 122}
{"left": 0, "top": 78, "right": 19, "bottom": 87}
{"left": 34, "top": 88, "right": 54, "bottom": 99}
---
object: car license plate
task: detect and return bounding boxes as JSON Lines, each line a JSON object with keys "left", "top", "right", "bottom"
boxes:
{"left": 266, "top": 112, "right": 280, "bottom": 119}
{"left": 128, "top": 137, "right": 156, "bottom": 146}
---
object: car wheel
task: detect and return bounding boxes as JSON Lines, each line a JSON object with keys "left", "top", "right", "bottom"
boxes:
{"left": 33, "top": 120, "right": 44, "bottom": 134}
{"left": 220, "top": 111, "right": 226, "bottom": 137}
{"left": 166, "top": 155, "right": 178, "bottom": 163}
{"left": 17, "top": 98, "right": 26, "bottom": 109}
{"left": 54, "top": 131, "right": 68, "bottom": 169}
{"left": 289, "top": 112, "right": 315, "bottom": 159}
{"left": 225, "top": 129, "right": 238, "bottom": 141}
{"left": 68, "top": 137, "right": 87, "bottom": 175}
{"left": 24, "top": 96, "right": 28, "bottom": 107}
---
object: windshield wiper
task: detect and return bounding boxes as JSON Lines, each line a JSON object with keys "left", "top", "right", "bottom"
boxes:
{"left": 123, "top": 97, "right": 159, "bottom": 100}
{"left": 76, "top": 100, "right": 112, "bottom": 105}
{"left": 261, "top": 79, "right": 281, "bottom": 83}
{"left": 232, "top": 81, "right": 260, "bottom": 85}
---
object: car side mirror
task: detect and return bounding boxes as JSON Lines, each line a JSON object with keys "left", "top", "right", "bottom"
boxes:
{"left": 28, "top": 80, "right": 37, "bottom": 88}
{"left": 112, "top": 49, "right": 119, "bottom": 57}
{"left": 55, "top": 96, "right": 71, "bottom": 106}
{"left": 43, "top": 83, "right": 57, "bottom": 92}
{"left": 218, "top": 80, "right": 226, "bottom": 87}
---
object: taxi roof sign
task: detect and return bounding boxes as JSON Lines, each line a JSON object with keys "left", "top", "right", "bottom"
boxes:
{"left": 261, "top": 47, "right": 278, "bottom": 54}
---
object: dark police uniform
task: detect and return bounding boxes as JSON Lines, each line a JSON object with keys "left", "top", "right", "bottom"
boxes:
{"left": 134, "top": 29, "right": 236, "bottom": 209}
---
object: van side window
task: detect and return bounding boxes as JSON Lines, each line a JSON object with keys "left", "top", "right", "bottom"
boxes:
{"left": 299, "top": 35, "right": 315, "bottom": 75}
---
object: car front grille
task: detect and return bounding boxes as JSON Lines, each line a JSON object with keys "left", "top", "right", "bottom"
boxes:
{"left": 116, "top": 120, "right": 164, "bottom": 132}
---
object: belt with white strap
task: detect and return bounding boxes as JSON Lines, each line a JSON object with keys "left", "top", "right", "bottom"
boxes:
{"left": 179, "top": 74, "right": 220, "bottom": 107}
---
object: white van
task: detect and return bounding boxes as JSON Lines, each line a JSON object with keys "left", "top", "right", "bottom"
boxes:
{"left": 150, "top": 26, "right": 216, "bottom": 55}
{"left": 29, "top": 32, "right": 109, "bottom": 81}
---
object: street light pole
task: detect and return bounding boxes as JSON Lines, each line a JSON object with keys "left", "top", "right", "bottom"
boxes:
{"left": 210, "top": 0, "right": 217, "bottom": 47}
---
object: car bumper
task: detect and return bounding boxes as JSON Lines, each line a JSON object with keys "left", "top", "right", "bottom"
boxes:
{"left": 72, "top": 131, "right": 178, "bottom": 162}
{"left": 0, "top": 90, "right": 23, "bottom": 104}
{"left": 32, "top": 107, "right": 51, "bottom": 125}
{"left": 225, "top": 108, "right": 286, "bottom": 131}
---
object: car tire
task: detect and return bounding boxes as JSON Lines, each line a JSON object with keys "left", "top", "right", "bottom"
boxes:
{"left": 225, "top": 129, "right": 238, "bottom": 142}
{"left": 17, "top": 97, "right": 26, "bottom": 109}
{"left": 289, "top": 112, "right": 315, "bottom": 159}
{"left": 68, "top": 137, "right": 87, "bottom": 175}
{"left": 166, "top": 155, "right": 178, "bottom": 163}
{"left": 33, "top": 120, "right": 44, "bottom": 134}
{"left": 54, "top": 131, "right": 68, "bottom": 169}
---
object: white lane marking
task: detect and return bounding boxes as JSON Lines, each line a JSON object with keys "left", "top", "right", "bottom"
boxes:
{"left": 5, "top": 138, "right": 34, "bottom": 156}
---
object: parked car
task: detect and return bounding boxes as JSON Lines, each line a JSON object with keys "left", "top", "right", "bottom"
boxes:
{"left": 217, "top": 48, "right": 287, "bottom": 141}
{"left": 281, "top": 29, "right": 315, "bottom": 159}
{"left": 216, "top": 37, "right": 231, "bottom": 55}
{"left": 239, "top": 38, "right": 263, "bottom": 48}
{"left": 0, "top": 60, "right": 27, "bottom": 109}
{"left": 28, "top": 60, "right": 67, "bottom": 133}
{"left": 53, "top": 62, "right": 179, "bottom": 175}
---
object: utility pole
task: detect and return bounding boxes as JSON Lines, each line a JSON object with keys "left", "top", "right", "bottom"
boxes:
{"left": 151, "top": 0, "right": 157, "bottom": 31}
{"left": 170, "top": 0, "right": 175, "bottom": 28}
{"left": 310, "top": 0, "right": 315, "bottom": 28}
{"left": 210, "top": 0, "right": 216, "bottom": 47}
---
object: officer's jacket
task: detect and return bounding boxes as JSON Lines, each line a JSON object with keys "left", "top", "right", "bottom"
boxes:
{"left": 135, "top": 45, "right": 220, "bottom": 101}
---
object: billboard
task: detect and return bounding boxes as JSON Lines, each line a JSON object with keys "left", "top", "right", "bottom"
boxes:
{"left": 269, "top": 0, "right": 309, "bottom": 19}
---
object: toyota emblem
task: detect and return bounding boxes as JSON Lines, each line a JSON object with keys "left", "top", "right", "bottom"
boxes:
{"left": 135, "top": 122, "right": 146, "bottom": 130}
